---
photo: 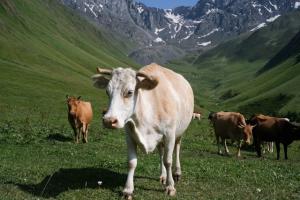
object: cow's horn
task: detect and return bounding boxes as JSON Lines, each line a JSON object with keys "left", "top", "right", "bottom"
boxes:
{"left": 97, "top": 67, "right": 112, "bottom": 75}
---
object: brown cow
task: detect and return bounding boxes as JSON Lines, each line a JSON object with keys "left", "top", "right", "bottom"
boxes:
{"left": 66, "top": 95, "right": 93, "bottom": 143}
{"left": 210, "top": 112, "right": 254, "bottom": 157}
{"left": 249, "top": 114, "right": 300, "bottom": 159}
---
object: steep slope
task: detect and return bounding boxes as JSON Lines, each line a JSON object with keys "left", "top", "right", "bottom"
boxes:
{"left": 257, "top": 30, "right": 300, "bottom": 74}
{"left": 0, "top": 0, "right": 138, "bottom": 120}
{"left": 175, "top": 10, "right": 300, "bottom": 117}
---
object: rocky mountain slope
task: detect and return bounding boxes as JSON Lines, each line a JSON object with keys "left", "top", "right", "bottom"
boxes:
{"left": 60, "top": 0, "right": 300, "bottom": 64}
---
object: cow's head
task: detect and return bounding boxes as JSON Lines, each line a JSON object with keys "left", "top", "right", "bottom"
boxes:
{"left": 66, "top": 95, "right": 81, "bottom": 115}
{"left": 238, "top": 123, "right": 255, "bottom": 145}
{"left": 92, "top": 67, "right": 158, "bottom": 129}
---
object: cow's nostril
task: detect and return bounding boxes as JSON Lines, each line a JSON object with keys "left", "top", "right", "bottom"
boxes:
{"left": 111, "top": 118, "right": 118, "bottom": 124}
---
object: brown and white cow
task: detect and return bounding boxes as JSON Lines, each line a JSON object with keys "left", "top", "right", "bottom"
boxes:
{"left": 66, "top": 96, "right": 93, "bottom": 143}
{"left": 192, "top": 112, "right": 201, "bottom": 120}
{"left": 249, "top": 114, "right": 299, "bottom": 160}
{"left": 92, "top": 63, "right": 194, "bottom": 198}
{"left": 209, "top": 112, "right": 254, "bottom": 157}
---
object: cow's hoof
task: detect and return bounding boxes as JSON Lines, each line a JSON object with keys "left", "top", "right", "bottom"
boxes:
{"left": 160, "top": 176, "right": 166, "bottom": 185}
{"left": 166, "top": 186, "right": 176, "bottom": 196}
{"left": 123, "top": 193, "right": 133, "bottom": 200}
{"left": 173, "top": 173, "right": 181, "bottom": 182}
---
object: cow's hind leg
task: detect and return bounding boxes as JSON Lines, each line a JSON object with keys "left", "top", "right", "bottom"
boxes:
{"left": 173, "top": 137, "right": 182, "bottom": 182}
{"left": 164, "top": 133, "right": 176, "bottom": 196}
{"left": 284, "top": 144, "right": 288, "bottom": 160}
{"left": 222, "top": 138, "right": 229, "bottom": 155}
{"left": 123, "top": 133, "right": 137, "bottom": 200}
{"left": 275, "top": 141, "right": 280, "bottom": 160}
{"left": 158, "top": 143, "right": 166, "bottom": 184}
{"left": 269, "top": 142, "right": 274, "bottom": 153}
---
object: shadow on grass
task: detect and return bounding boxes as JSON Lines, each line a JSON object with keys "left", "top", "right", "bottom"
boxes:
{"left": 11, "top": 167, "right": 127, "bottom": 198}
{"left": 46, "top": 133, "right": 73, "bottom": 142}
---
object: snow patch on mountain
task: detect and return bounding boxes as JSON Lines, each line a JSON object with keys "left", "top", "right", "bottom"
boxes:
{"left": 197, "top": 41, "right": 211, "bottom": 46}
{"left": 164, "top": 9, "right": 184, "bottom": 24}
{"left": 198, "top": 28, "right": 220, "bottom": 39}
{"left": 250, "top": 22, "right": 266, "bottom": 32}
{"left": 137, "top": 6, "right": 144, "bottom": 14}
{"left": 266, "top": 15, "right": 280, "bottom": 22}
{"left": 206, "top": 8, "right": 222, "bottom": 15}
{"left": 154, "top": 28, "right": 165, "bottom": 35}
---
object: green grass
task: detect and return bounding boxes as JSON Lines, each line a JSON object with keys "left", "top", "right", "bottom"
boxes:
{"left": 1, "top": 116, "right": 300, "bottom": 200}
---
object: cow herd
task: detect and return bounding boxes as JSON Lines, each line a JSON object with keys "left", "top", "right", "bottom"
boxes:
{"left": 208, "top": 112, "right": 300, "bottom": 160}
{"left": 64, "top": 63, "right": 299, "bottom": 199}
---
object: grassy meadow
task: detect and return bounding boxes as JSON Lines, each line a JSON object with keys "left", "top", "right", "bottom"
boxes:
{"left": 1, "top": 113, "right": 300, "bottom": 200}
{"left": 1, "top": 0, "right": 300, "bottom": 200}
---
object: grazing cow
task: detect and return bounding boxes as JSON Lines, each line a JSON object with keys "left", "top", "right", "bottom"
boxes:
{"left": 66, "top": 96, "right": 93, "bottom": 143}
{"left": 209, "top": 112, "right": 254, "bottom": 157}
{"left": 92, "top": 63, "right": 194, "bottom": 198}
{"left": 249, "top": 114, "right": 300, "bottom": 160}
{"left": 192, "top": 112, "right": 201, "bottom": 120}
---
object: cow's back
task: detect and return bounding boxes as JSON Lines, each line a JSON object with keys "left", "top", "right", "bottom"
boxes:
{"left": 253, "top": 116, "right": 292, "bottom": 141}
{"left": 77, "top": 101, "right": 93, "bottom": 124}
{"left": 137, "top": 63, "right": 194, "bottom": 137}
{"left": 212, "top": 112, "right": 244, "bottom": 139}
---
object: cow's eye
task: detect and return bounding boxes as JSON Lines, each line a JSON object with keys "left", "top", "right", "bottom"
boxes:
{"left": 125, "top": 90, "right": 134, "bottom": 98}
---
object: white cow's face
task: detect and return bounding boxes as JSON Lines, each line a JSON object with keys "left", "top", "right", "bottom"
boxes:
{"left": 104, "top": 68, "right": 137, "bottom": 128}
{"left": 92, "top": 67, "right": 158, "bottom": 129}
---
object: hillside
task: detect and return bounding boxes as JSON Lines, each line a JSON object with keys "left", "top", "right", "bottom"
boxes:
{"left": 0, "top": 0, "right": 138, "bottom": 122}
{"left": 169, "top": 10, "right": 300, "bottom": 118}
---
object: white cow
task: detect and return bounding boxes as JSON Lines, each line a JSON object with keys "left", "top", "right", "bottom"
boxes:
{"left": 92, "top": 63, "right": 194, "bottom": 199}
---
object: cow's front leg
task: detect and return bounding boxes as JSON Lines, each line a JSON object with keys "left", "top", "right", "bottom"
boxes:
{"left": 158, "top": 143, "right": 166, "bottom": 185}
{"left": 174, "top": 137, "right": 182, "bottom": 182}
{"left": 236, "top": 140, "right": 242, "bottom": 157}
{"left": 216, "top": 135, "right": 222, "bottom": 155}
{"left": 164, "top": 135, "right": 176, "bottom": 196}
{"left": 123, "top": 134, "right": 137, "bottom": 200}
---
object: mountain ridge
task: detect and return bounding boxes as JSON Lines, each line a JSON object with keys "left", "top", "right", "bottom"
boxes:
{"left": 60, "top": 0, "right": 300, "bottom": 64}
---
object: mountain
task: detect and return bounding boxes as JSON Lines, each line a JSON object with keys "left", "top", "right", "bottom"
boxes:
{"left": 60, "top": 0, "right": 300, "bottom": 64}
{"left": 180, "top": 10, "right": 300, "bottom": 118}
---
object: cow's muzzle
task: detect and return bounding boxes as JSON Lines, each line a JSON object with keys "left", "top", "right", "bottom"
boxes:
{"left": 103, "top": 117, "right": 118, "bottom": 129}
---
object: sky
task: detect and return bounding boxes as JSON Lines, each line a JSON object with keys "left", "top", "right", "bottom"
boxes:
{"left": 137, "top": 0, "right": 198, "bottom": 9}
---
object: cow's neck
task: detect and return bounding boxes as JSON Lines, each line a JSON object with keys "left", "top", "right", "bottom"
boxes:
{"left": 125, "top": 90, "right": 163, "bottom": 154}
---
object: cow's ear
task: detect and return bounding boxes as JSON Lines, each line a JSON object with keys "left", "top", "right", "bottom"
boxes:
{"left": 66, "top": 95, "right": 69, "bottom": 99}
{"left": 92, "top": 75, "right": 110, "bottom": 88}
{"left": 92, "top": 67, "right": 112, "bottom": 89}
{"left": 136, "top": 72, "right": 158, "bottom": 90}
